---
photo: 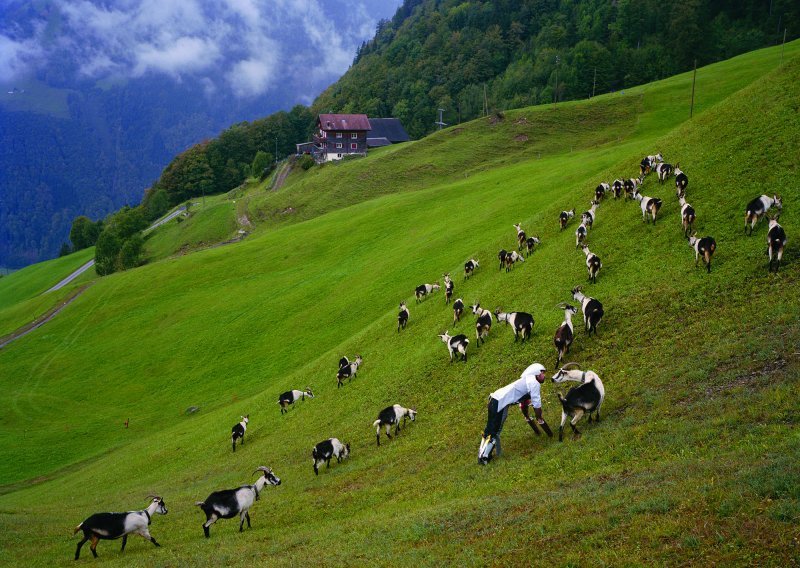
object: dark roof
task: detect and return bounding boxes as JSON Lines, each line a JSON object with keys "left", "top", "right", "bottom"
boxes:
{"left": 367, "top": 118, "right": 411, "bottom": 143}
{"left": 318, "top": 114, "right": 371, "bottom": 131}
{"left": 367, "top": 137, "right": 392, "bottom": 148}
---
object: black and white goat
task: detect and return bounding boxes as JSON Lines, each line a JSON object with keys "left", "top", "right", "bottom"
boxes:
{"left": 504, "top": 250, "right": 525, "bottom": 271}
{"left": 572, "top": 286, "right": 604, "bottom": 336}
{"left": 655, "top": 162, "right": 674, "bottom": 184}
{"left": 553, "top": 304, "right": 578, "bottom": 367}
{"left": 443, "top": 273, "right": 454, "bottom": 304}
{"left": 464, "top": 258, "right": 479, "bottom": 280}
{"left": 745, "top": 194, "right": 782, "bottom": 235}
{"left": 595, "top": 182, "right": 609, "bottom": 202}
{"left": 278, "top": 388, "right": 314, "bottom": 414}
{"left": 312, "top": 438, "right": 350, "bottom": 475}
{"left": 559, "top": 209, "right": 575, "bottom": 231}
{"left": 74, "top": 496, "right": 168, "bottom": 560}
{"left": 438, "top": 331, "right": 469, "bottom": 362}
{"left": 497, "top": 249, "right": 508, "bottom": 270}
{"left": 551, "top": 364, "right": 605, "bottom": 441}
{"left": 470, "top": 303, "right": 493, "bottom": 345}
{"left": 415, "top": 282, "right": 440, "bottom": 303}
{"left": 624, "top": 177, "right": 642, "bottom": 201}
{"left": 514, "top": 223, "right": 526, "bottom": 251}
{"left": 687, "top": 233, "right": 717, "bottom": 273}
{"left": 674, "top": 165, "right": 688, "bottom": 195}
{"left": 582, "top": 200, "right": 599, "bottom": 230}
{"left": 639, "top": 157, "right": 651, "bottom": 177}
{"left": 634, "top": 190, "right": 663, "bottom": 224}
{"left": 337, "top": 355, "right": 362, "bottom": 388}
{"left": 231, "top": 415, "right": 248, "bottom": 452}
{"left": 767, "top": 216, "right": 787, "bottom": 272}
{"left": 575, "top": 222, "right": 588, "bottom": 249}
{"left": 196, "top": 466, "right": 281, "bottom": 537}
{"left": 525, "top": 236, "right": 541, "bottom": 257}
{"left": 397, "top": 302, "right": 409, "bottom": 332}
{"left": 581, "top": 244, "right": 602, "bottom": 284}
{"left": 494, "top": 309, "right": 534, "bottom": 342}
{"left": 453, "top": 298, "right": 465, "bottom": 325}
{"left": 373, "top": 404, "right": 417, "bottom": 446}
{"left": 678, "top": 189, "right": 696, "bottom": 237}
{"left": 611, "top": 179, "right": 625, "bottom": 200}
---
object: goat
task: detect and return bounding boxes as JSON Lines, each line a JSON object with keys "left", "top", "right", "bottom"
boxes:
{"left": 655, "top": 162, "right": 674, "bottom": 184}
{"left": 595, "top": 182, "right": 610, "bottom": 202}
{"left": 415, "top": 282, "right": 440, "bottom": 303}
{"left": 443, "top": 273, "right": 454, "bottom": 304}
{"left": 504, "top": 250, "right": 525, "bottom": 272}
{"left": 767, "top": 216, "right": 787, "bottom": 272}
{"left": 581, "top": 244, "right": 602, "bottom": 284}
{"left": 453, "top": 298, "right": 465, "bottom": 325}
{"left": 397, "top": 302, "right": 409, "bottom": 332}
{"left": 575, "top": 222, "right": 587, "bottom": 249}
{"left": 687, "top": 233, "right": 717, "bottom": 273}
{"left": 572, "top": 286, "right": 604, "bottom": 336}
{"left": 634, "top": 190, "right": 663, "bottom": 224}
{"left": 551, "top": 364, "right": 605, "bottom": 441}
{"left": 611, "top": 179, "right": 625, "bottom": 200}
{"left": 497, "top": 249, "right": 508, "bottom": 270}
{"left": 639, "top": 157, "right": 651, "bottom": 177}
{"left": 559, "top": 209, "right": 575, "bottom": 231}
{"left": 74, "top": 496, "right": 167, "bottom": 560}
{"left": 470, "top": 303, "right": 493, "bottom": 345}
{"left": 624, "top": 177, "right": 642, "bottom": 201}
{"left": 525, "top": 236, "right": 541, "bottom": 257}
{"left": 312, "top": 438, "right": 350, "bottom": 475}
{"left": 514, "top": 223, "right": 526, "bottom": 251}
{"left": 674, "top": 164, "right": 688, "bottom": 195}
{"left": 464, "top": 258, "right": 479, "bottom": 280}
{"left": 231, "top": 415, "right": 248, "bottom": 452}
{"left": 337, "top": 355, "right": 362, "bottom": 388}
{"left": 553, "top": 303, "right": 578, "bottom": 367}
{"left": 581, "top": 200, "right": 599, "bottom": 230}
{"left": 373, "top": 404, "right": 417, "bottom": 446}
{"left": 678, "top": 189, "right": 696, "bottom": 237}
{"left": 745, "top": 194, "right": 782, "bottom": 235}
{"left": 494, "top": 309, "right": 534, "bottom": 342}
{"left": 196, "top": 466, "right": 281, "bottom": 537}
{"left": 438, "top": 331, "right": 469, "bottom": 362}
{"left": 278, "top": 388, "right": 314, "bottom": 414}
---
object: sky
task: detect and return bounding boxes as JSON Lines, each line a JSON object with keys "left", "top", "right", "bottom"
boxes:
{"left": 0, "top": 0, "right": 403, "bottom": 103}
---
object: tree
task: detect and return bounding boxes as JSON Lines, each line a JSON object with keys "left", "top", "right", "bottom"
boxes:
{"left": 119, "top": 234, "right": 144, "bottom": 270}
{"left": 251, "top": 150, "right": 273, "bottom": 180}
{"left": 145, "top": 189, "right": 170, "bottom": 221}
{"left": 94, "top": 230, "right": 121, "bottom": 276}
{"left": 69, "top": 216, "right": 92, "bottom": 250}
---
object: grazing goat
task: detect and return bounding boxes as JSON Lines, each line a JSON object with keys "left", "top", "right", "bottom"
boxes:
{"left": 678, "top": 189, "right": 696, "bottom": 237}
{"left": 611, "top": 179, "right": 625, "bottom": 200}
{"left": 639, "top": 157, "right": 651, "bottom": 176}
{"left": 312, "top": 438, "right": 350, "bottom": 475}
{"left": 453, "top": 298, "right": 465, "bottom": 325}
{"left": 575, "top": 222, "right": 587, "bottom": 249}
{"left": 278, "top": 388, "right": 314, "bottom": 414}
{"left": 745, "top": 194, "right": 782, "bottom": 235}
{"left": 373, "top": 404, "right": 417, "bottom": 446}
{"left": 504, "top": 250, "right": 525, "bottom": 272}
{"left": 767, "top": 216, "right": 787, "bottom": 272}
{"left": 74, "top": 496, "right": 168, "bottom": 560}
{"left": 687, "top": 233, "right": 717, "bottom": 273}
{"left": 624, "top": 177, "right": 642, "bottom": 201}
{"left": 582, "top": 200, "right": 599, "bottom": 230}
{"left": 196, "top": 467, "right": 281, "bottom": 538}
{"left": 595, "top": 182, "right": 610, "bottom": 202}
{"left": 634, "top": 190, "right": 663, "bottom": 224}
{"left": 494, "top": 309, "right": 534, "bottom": 342}
{"left": 415, "top": 282, "right": 440, "bottom": 303}
{"left": 470, "top": 303, "right": 493, "bottom": 345}
{"left": 674, "top": 165, "right": 688, "bottom": 195}
{"left": 443, "top": 273, "right": 454, "bottom": 304}
{"left": 438, "top": 331, "right": 469, "bottom": 362}
{"left": 337, "top": 355, "right": 362, "bottom": 388}
{"left": 464, "top": 258, "right": 479, "bottom": 280}
{"left": 514, "top": 223, "right": 526, "bottom": 251}
{"left": 581, "top": 244, "right": 602, "bottom": 284}
{"left": 397, "top": 302, "right": 409, "bottom": 332}
{"left": 553, "top": 304, "right": 578, "bottom": 367}
{"left": 559, "top": 209, "right": 575, "bottom": 231}
{"left": 231, "top": 416, "right": 248, "bottom": 452}
{"left": 572, "top": 286, "right": 604, "bottom": 336}
{"left": 655, "top": 162, "right": 674, "bottom": 184}
{"left": 525, "top": 236, "right": 541, "bottom": 257}
{"left": 497, "top": 249, "right": 508, "bottom": 270}
{"left": 551, "top": 364, "right": 605, "bottom": 441}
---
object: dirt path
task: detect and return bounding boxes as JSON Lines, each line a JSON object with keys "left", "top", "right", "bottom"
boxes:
{"left": 271, "top": 161, "right": 292, "bottom": 191}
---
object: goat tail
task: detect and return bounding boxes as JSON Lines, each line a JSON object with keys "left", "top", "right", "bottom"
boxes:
{"left": 73, "top": 523, "right": 83, "bottom": 535}
{"left": 195, "top": 501, "right": 205, "bottom": 507}
{"left": 557, "top": 392, "right": 568, "bottom": 409}
{"left": 373, "top": 419, "right": 381, "bottom": 428}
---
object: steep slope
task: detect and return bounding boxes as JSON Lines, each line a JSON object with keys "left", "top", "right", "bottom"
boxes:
{"left": 0, "top": 47, "right": 797, "bottom": 566}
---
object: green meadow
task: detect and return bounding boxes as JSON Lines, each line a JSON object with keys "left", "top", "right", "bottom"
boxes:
{"left": 0, "top": 42, "right": 798, "bottom": 566}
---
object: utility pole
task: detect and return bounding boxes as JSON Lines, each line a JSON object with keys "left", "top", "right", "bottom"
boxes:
{"left": 780, "top": 28, "right": 787, "bottom": 65}
{"left": 592, "top": 67, "right": 597, "bottom": 98}
{"left": 435, "top": 108, "right": 447, "bottom": 130}
{"left": 554, "top": 55, "right": 560, "bottom": 108}
{"left": 689, "top": 59, "right": 697, "bottom": 118}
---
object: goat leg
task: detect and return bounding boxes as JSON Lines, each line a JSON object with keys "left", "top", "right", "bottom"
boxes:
{"left": 121, "top": 535, "right": 127, "bottom": 551}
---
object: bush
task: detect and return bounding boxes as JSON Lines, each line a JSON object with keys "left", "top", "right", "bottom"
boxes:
{"left": 298, "top": 154, "right": 315, "bottom": 170}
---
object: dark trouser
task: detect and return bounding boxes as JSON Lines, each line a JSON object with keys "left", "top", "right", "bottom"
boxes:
{"left": 483, "top": 397, "right": 509, "bottom": 455}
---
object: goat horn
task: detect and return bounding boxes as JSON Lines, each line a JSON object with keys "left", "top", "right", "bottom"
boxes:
{"left": 146, "top": 494, "right": 161, "bottom": 500}
{"left": 253, "top": 466, "right": 271, "bottom": 475}
{"left": 561, "top": 362, "right": 581, "bottom": 370}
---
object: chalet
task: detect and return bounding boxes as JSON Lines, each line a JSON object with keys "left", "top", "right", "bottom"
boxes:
{"left": 313, "top": 114, "right": 371, "bottom": 162}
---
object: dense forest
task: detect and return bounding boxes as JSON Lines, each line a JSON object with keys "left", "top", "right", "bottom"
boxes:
{"left": 315, "top": 0, "right": 798, "bottom": 138}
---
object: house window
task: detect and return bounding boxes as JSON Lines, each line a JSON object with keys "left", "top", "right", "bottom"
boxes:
{"left": 336, "top": 132, "right": 342, "bottom": 138}
{"left": 351, "top": 133, "right": 358, "bottom": 139}
{"left": 350, "top": 143, "right": 357, "bottom": 149}
{"left": 336, "top": 143, "right": 343, "bottom": 149}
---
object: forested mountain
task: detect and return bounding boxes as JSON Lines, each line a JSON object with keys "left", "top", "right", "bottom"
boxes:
{"left": 315, "top": 0, "right": 798, "bottom": 138}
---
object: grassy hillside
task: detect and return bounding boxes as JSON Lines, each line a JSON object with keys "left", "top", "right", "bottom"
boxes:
{"left": 0, "top": 42, "right": 798, "bottom": 566}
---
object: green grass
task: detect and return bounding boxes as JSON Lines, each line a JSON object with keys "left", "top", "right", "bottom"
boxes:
{"left": 0, "top": 41, "right": 798, "bottom": 566}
